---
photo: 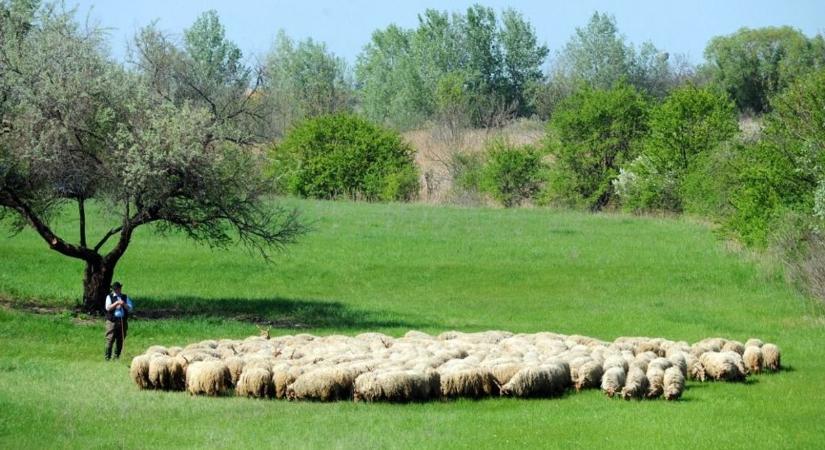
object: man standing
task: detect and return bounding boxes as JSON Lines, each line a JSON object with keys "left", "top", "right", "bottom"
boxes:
{"left": 104, "top": 281, "right": 133, "bottom": 360}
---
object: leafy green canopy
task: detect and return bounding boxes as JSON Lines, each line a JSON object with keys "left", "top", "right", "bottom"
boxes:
{"left": 726, "top": 69, "right": 825, "bottom": 245}
{"left": 703, "top": 26, "right": 825, "bottom": 113}
{"left": 546, "top": 82, "right": 649, "bottom": 210}
{"left": 479, "top": 140, "right": 547, "bottom": 208}
{"left": 613, "top": 85, "right": 738, "bottom": 214}
{"left": 270, "top": 114, "right": 419, "bottom": 201}
{"left": 355, "top": 4, "right": 548, "bottom": 129}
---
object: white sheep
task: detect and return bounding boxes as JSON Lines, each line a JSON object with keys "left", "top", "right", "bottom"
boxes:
{"left": 663, "top": 366, "right": 685, "bottom": 400}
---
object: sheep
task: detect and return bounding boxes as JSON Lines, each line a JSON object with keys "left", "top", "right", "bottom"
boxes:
{"left": 744, "top": 338, "right": 764, "bottom": 348}
{"left": 742, "top": 346, "right": 763, "bottom": 374}
{"left": 145, "top": 345, "right": 169, "bottom": 356}
{"left": 186, "top": 360, "right": 232, "bottom": 396}
{"left": 286, "top": 366, "right": 369, "bottom": 401}
{"left": 236, "top": 367, "right": 274, "bottom": 399}
{"left": 272, "top": 365, "right": 305, "bottom": 399}
{"left": 663, "top": 366, "right": 685, "bottom": 400}
{"left": 353, "top": 370, "right": 440, "bottom": 402}
{"left": 637, "top": 341, "right": 665, "bottom": 357}
{"left": 603, "top": 355, "right": 629, "bottom": 373}
{"left": 500, "top": 363, "right": 570, "bottom": 398}
{"left": 489, "top": 363, "right": 524, "bottom": 386}
{"left": 667, "top": 351, "right": 688, "bottom": 377}
{"left": 601, "top": 367, "right": 626, "bottom": 398}
{"left": 722, "top": 340, "right": 745, "bottom": 355}
{"left": 699, "top": 352, "right": 745, "bottom": 382}
{"left": 574, "top": 360, "right": 603, "bottom": 391}
{"left": 761, "top": 344, "right": 781, "bottom": 371}
{"left": 166, "top": 346, "right": 183, "bottom": 357}
{"left": 148, "top": 355, "right": 185, "bottom": 391}
{"left": 688, "top": 358, "right": 706, "bottom": 382}
{"left": 439, "top": 367, "right": 499, "bottom": 398}
{"left": 130, "top": 355, "right": 152, "bottom": 389}
{"left": 224, "top": 356, "right": 246, "bottom": 386}
{"left": 621, "top": 366, "right": 649, "bottom": 400}
{"left": 645, "top": 366, "right": 665, "bottom": 399}
{"left": 648, "top": 357, "right": 672, "bottom": 372}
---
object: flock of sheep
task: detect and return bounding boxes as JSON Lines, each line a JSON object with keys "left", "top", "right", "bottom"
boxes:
{"left": 129, "top": 330, "right": 782, "bottom": 402}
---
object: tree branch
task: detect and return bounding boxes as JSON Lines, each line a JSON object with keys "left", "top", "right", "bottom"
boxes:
{"left": 1, "top": 188, "right": 97, "bottom": 261}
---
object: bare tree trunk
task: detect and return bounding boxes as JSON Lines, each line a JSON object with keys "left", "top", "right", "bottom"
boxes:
{"left": 82, "top": 257, "right": 114, "bottom": 313}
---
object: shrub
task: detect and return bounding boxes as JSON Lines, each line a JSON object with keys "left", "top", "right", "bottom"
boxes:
{"left": 613, "top": 156, "right": 680, "bottom": 213}
{"left": 617, "top": 85, "right": 737, "bottom": 213}
{"left": 269, "top": 113, "right": 419, "bottom": 201}
{"left": 546, "top": 82, "right": 649, "bottom": 210}
{"left": 479, "top": 140, "right": 547, "bottom": 208}
{"left": 724, "top": 69, "right": 825, "bottom": 245}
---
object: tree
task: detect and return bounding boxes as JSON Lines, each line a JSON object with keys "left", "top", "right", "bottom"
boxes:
{"left": 615, "top": 85, "right": 738, "bottom": 213}
{"left": 546, "top": 82, "right": 649, "bottom": 210}
{"left": 264, "top": 31, "right": 352, "bottom": 136}
{"left": 0, "top": 7, "right": 305, "bottom": 313}
{"left": 644, "top": 85, "right": 738, "bottom": 172}
{"left": 703, "top": 26, "right": 825, "bottom": 113}
{"left": 535, "top": 12, "right": 689, "bottom": 119}
{"left": 355, "top": 4, "right": 547, "bottom": 128}
{"left": 556, "top": 12, "right": 633, "bottom": 90}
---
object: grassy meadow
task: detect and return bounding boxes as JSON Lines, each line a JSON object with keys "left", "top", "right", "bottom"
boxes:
{"left": 1, "top": 198, "right": 824, "bottom": 448}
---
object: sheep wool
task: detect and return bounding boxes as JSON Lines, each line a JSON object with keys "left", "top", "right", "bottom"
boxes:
{"left": 225, "top": 356, "right": 246, "bottom": 386}
{"left": 722, "top": 340, "right": 745, "bottom": 355}
{"left": 667, "top": 352, "right": 688, "bottom": 377}
{"left": 699, "top": 352, "right": 745, "bottom": 382}
{"left": 353, "top": 370, "right": 440, "bottom": 402}
{"left": 601, "top": 367, "right": 626, "bottom": 398}
{"left": 148, "top": 355, "right": 185, "bottom": 391}
{"left": 574, "top": 361, "right": 604, "bottom": 391}
{"left": 130, "top": 355, "right": 152, "bottom": 389}
{"left": 663, "top": 366, "right": 685, "bottom": 401}
{"left": 744, "top": 338, "right": 764, "bottom": 348}
{"left": 236, "top": 367, "right": 274, "bottom": 399}
{"left": 621, "top": 366, "right": 649, "bottom": 400}
{"left": 645, "top": 366, "right": 665, "bottom": 399}
{"left": 439, "top": 368, "right": 499, "bottom": 398}
{"left": 186, "top": 361, "right": 232, "bottom": 396}
{"left": 742, "top": 346, "right": 763, "bottom": 374}
{"left": 761, "top": 344, "right": 781, "bottom": 371}
{"left": 286, "top": 367, "right": 366, "bottom": 401}
{"left": 500, "top": 364, "right": 568, "bottom": 398}
{"left": 490, "top": 363, "right": 523, "bottom": 386}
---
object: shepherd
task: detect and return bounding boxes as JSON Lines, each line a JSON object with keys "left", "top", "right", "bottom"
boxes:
{"left": 104, "top": 281, "right": 133, "bottom": 360}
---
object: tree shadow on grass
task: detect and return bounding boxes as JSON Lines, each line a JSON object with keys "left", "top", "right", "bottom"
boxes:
{"left": 134, "top": 295, "right": 433, "bottom": 330}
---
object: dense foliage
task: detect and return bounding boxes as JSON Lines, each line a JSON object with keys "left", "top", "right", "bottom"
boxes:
{"left": 479, "top": 140, "right": 547, "bottom": 207}
{"left": 270, "top": 114, "right": 419, "bottom": 201}
{"left": 703, "top": 26, "right": 825, "bottom": 113}
{"left": 546, "top": 82, "right": 649, "bottom": 210}
{"left": 614, "top": 85, "right": 738, "bottom": 212}
{"left": 355, "top": 5, "right": 548, "bottom": 129}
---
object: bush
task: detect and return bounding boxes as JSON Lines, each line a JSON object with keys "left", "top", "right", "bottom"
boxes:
{"left": 479, "top": 140, "right": 547, "bottom": 208}
{"left": 545, "top": 82, "right": 649, "bottom": 210}
{"left": 269, "top": 113, "right": 419, "bottom": 201}
{"left": 613, "top": 156, "right": 680, "bottom": 213}
{"left": 724, "top": 69, "right": 825, "bottom": 245}
{"left": 616, "top": 85, "right": 737, "bottom": 213}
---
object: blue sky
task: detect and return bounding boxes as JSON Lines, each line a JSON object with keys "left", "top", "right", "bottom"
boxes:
{"left": 71, "top": 0, "right": 825, "bottom": 66}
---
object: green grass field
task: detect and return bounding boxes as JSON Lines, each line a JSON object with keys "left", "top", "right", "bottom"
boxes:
{"left": 1, "top": 199, "right": 824, "bottom": 448}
